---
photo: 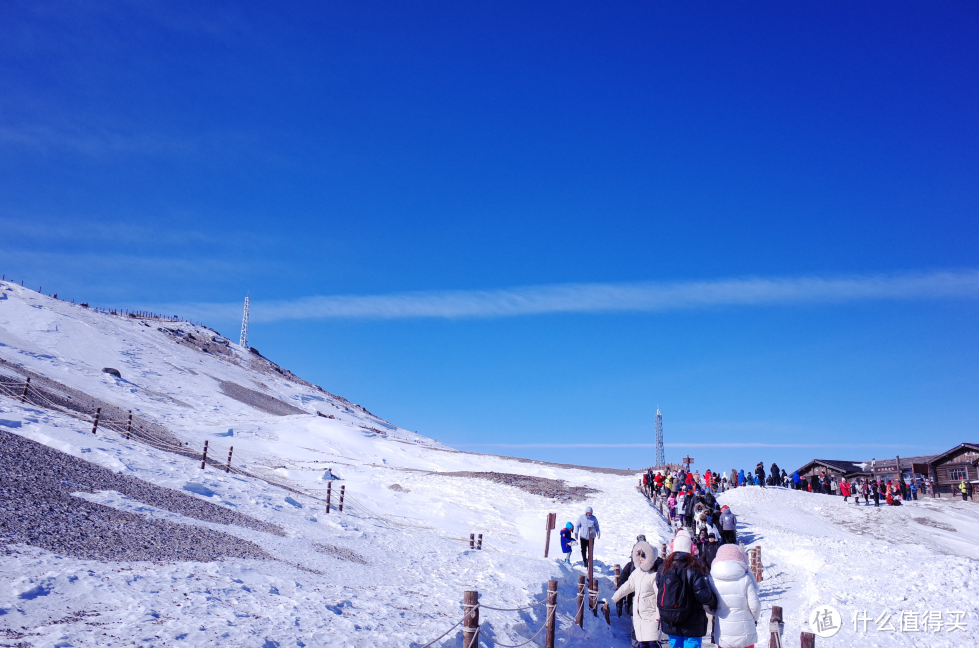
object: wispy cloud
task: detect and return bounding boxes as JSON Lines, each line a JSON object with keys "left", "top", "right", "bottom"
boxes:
{"left": 157, "top": 269, "right": 979, "bottom": 323}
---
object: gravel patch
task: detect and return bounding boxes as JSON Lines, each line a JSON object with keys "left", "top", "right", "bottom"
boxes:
{"left": 216, "top": 379, "right": 307, "bottom": 416}
{"left": 0, "top": 428, "right": 286, "bottom": 563}
{"left": 433, "top": 471, "right": 601, "bottom": 503}
{"left": 311, "top": 542, "right": 369, "bottom": 564}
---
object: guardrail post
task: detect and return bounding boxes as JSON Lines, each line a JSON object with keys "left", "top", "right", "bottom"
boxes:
{"left": 326, "top": 481, "right": 332, "bottom": 513}
{"left": 126, "top": 411, "right": 133, "bottom": 439}
{"left": 226, "top": 446, "right": 234, "bottom": 473}
{"left": 463, "top": 590, "right": 479, "bottom": 648}
{"left": 200, "top": 440, "right": 209, "bottom": 469}
{"left": 770, "top": 605, "right": 784, "bottom": 648}
{"left": 91, "top": 407, "right": 101, "bottom": 434}
{"left": 339, "top": 484, "right": 345, "bottom": 512}
{"left": 545, "top": 580, "right": 557, "bottom": 648}
{"left": 20, "top": 377, "right": 30, "bottom": 403}
{"left": 575, "top": 574, "right": 585, "bottom": 628}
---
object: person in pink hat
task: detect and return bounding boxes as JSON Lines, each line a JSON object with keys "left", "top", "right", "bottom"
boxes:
{"left": 708, "top": 544, "right": 760, "bottom": 648}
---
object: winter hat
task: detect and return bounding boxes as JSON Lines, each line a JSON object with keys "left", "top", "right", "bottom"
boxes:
{"left": 636, "top": 534, "right": 647, "bottom": 542}
{"left": 715, "top": 544, "right": 747, "bottom": 565}
{"left": 566, "top": 522, "right": 573, "bottom": 530}
{"left": 632, "top": 541, "right": 658, "bottom": 572}
{"left": 721, "top": 505, "right": 730, "bottom": 510}
{"left": 585, "top": 506, "right": 593, "bottom": 514}
{"left": 671, "top": 529, "right": 693, "bottom": 554}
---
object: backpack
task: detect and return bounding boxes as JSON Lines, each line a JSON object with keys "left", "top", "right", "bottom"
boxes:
{"left": 657, "top": 565, "right": 693, "bottom": 626}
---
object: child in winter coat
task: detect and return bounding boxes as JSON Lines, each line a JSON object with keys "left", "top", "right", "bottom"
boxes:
{"left": 611, "top": 541, "right": 660, "bottom": 647}
{"left": 667, "top": 494, "right": 677, "bottom": 522}
{"left": 559, "top": 523, "right": 575, "bottom": 563}
{"left": 709, "top": 545, "right": 761, "bottom": 648}
{"left": 676, "top": 491, "right": 687, "bottom": 528}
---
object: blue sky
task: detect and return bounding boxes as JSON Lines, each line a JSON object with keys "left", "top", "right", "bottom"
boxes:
{"left": 2, "top": 1, "right": 978, "bottom": 472}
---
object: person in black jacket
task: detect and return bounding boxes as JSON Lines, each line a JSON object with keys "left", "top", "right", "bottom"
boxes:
{"left": 755, "top": 462, "right": 766, "bottom": 488}
{"left": 682, "top": 488, "right": 700, "bottom": 531}
{"left": 770, "top": 462, "right": 780, "bottom": 485}
{"left": 657, "top": 530, "right": 718, "bottom": 644}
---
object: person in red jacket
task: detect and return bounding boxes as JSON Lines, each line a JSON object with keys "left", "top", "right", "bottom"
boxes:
{"left": 840, "top": 478, "right": 851, "bottom": 502}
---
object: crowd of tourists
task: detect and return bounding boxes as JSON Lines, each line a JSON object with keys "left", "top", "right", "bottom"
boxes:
{"left": 560, "top": 501, "right": 755, "bottom": 648}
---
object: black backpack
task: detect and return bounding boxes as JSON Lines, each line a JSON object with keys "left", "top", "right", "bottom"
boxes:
{"left": 657, "top": 566, "right": 692, "bottom": 626}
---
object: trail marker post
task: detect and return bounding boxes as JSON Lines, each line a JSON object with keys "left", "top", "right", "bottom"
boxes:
{"left": 470, "top": 533, "right": 475, "bottom": 550}
{"left": 477, "top": 534, "right": 483, "bottom": 550}
{"left": 683, "top": 455, "right": 694, "bottom": 472}
{"left": 544, "top": 512, "right": 556, "bottom": 557}
{"left": 20, "top": 377, "right": 30, "bottom": 403}
{"left": 575, "top": 575, "right": 585, "bottom": 628}
{"left": 126, "top": 411, "right": 133, "bottom": 440}
{"left": 226, "top": 446, "right": 234, "bottom": 473}
{"left": 91, "top": 407, "right": 101, "bottom": 434}
{"left": 463, "top": 590, "right": 479, "bottom": 648}
{"left": 770, "top": 605, "right": 784, "bottom": 648}
{"left": 326, "top": 481, "right": 332, "bottom": 513}
{"left": 339, "top": 484, "right": 345, "bottom": 512}
{"left": 200, "top": 440, "right": 209, "bottom": 469}
{"left": 545, "top": 580, "right": 557, "bottom": 648}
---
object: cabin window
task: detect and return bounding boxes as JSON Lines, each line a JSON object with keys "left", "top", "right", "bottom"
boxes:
{"left": 947, "top": 467, "right": 967, "bottom": 481}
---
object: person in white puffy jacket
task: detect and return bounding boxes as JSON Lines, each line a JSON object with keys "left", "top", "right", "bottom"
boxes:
{"left": 709, "top": 544, "right": 761, "bottom": 648}
{"left": 611, "top": 540, "right": 660, "bottom": 647}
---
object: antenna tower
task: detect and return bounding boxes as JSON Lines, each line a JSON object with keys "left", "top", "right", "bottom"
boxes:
{"left": 654, "top": 408, "right": 665, "bottom": 467}
{"left": 239, "top": 292, "right": 250, "bottom": 348}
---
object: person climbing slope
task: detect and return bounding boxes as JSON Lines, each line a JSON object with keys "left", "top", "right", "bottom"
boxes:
{"left": 709, "top": 544, "right": 760, "bottom": 648}
{"left": 559, "top": 522, "right": 575, "bottom": 563}
{"left": 612, "top": 539, "right": 661, "bottom": 648}
{"left": 657, "top": 529, "right": 717, "bottom": 648}
{"left": 575, "top": 506, "right": 601, "bottom": 567}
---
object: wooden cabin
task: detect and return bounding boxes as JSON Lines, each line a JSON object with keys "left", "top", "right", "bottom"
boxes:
{"left": 928, "top": 443, "right": 979, "bottom": 500}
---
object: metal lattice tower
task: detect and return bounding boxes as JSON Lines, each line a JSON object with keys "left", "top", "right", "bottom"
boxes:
{"left": 239, "top": 292, "right": 250, "bottom": 348}
{"left": 654, "top": 407, "right": 665, "bottom": 467}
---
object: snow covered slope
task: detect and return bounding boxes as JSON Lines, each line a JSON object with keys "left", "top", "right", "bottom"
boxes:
{"left": 1, "top": 280, "right": 977, "bottom": 647}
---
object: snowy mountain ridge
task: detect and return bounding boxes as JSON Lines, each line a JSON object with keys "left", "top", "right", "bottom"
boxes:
{"left": 1, "top": 280, "right": 978, "bottom": 648}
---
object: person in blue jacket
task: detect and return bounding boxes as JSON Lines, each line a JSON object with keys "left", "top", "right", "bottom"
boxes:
{"left": 792, "top": 470, "right": 801, "bottom": 490}
{"left": 738, "top": 469, "right": 746, "bottom": 487}
{"left": 559, "top": 523, "right": 575, "bottom": 563}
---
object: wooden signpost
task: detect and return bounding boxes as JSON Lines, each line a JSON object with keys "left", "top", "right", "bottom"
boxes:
{"left": 683, "top": 455, "right": 694, "bottom": 471}
{"left": 543, "top": 512, "right": 557, "bottom": 557}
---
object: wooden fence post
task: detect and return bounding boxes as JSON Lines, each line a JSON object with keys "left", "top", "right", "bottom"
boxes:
{"left": 544, "top": 512, "right": 556, "bottom": 557}
{"left": 326, "top": 481, "right": 332, "bottom": 514}
{"left": 575, "top": 575, "right": 585, "bottom": 629}
{"left": 463, "top": 590, "right": 479, "bottom": 648}
{"left": 339, "top": 484, "right": 345, "bottom": 512}
{"left": 477, "top": 534, "right": 483, "bottom": 550}
{"left": 470, "top": 533, "right": 475, "bottom": 550}
{"left": 91, "top": 407, "right": 101, "bottom": 434}
{"left": 801, "top": 631, "right": 815, "bottom": 648}
{"left": 126, "top": 411, "right": 133, "bottom": 440}
{"left": 661, "top": 542, "right": 667, "bottom": 558}
{"left": 545, "top": 580, "right": 557, "bottom": 648}
{"left": 20, "top": 377, "right": 30, "bottom": 403}
{"left": 770, "top": 605, "right": 784, "bottom": 648}
{"left": 225, "top": 446, "right": 234, "bottom": 473}
{"left": 756, "top": 546, "right": 763, "bottom": 581}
